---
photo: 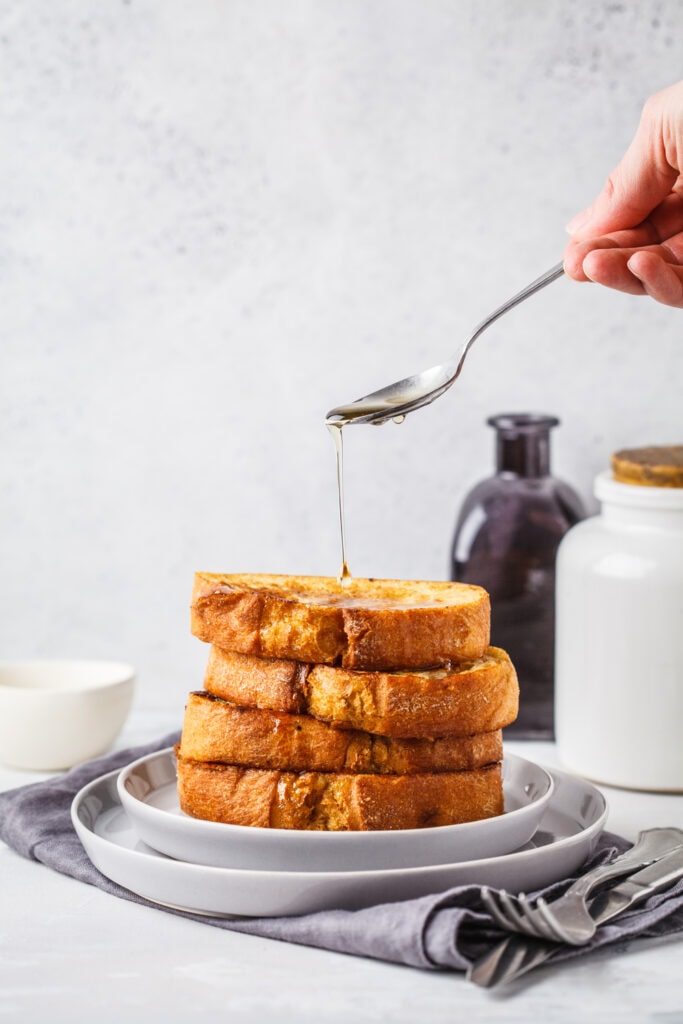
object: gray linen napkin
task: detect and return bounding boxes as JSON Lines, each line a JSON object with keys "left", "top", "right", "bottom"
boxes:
{"left": 1, "top": 733, "right": 682, "bottom": 974}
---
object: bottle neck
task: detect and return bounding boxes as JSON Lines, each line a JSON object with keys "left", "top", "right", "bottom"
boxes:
{"left": 496, "top": 431, "right": 551, "bottom": 477}
{"left": 489, "top": 414, "right": 559, "bottom": 479}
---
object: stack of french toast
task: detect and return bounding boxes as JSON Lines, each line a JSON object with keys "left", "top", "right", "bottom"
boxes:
{"left": 176, "top": 572, "right": 520, "bottom": 831}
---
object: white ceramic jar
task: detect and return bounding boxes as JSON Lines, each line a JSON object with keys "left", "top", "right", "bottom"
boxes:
{"left": 555, "top": 470, "right": 683, "bottom": 792}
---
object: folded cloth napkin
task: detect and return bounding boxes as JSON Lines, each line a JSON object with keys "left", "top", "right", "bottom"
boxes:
{"left": 1, "top": 733, "right": 683, "bottom": 975}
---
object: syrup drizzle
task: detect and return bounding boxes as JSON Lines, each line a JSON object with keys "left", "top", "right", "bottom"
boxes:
{"left": 326, "top": 420, "right": 351, "bottom": 583}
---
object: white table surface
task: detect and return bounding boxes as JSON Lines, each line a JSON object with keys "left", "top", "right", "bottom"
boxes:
{"left": 1, "top": 708, "right": 682, "bottom": 1024}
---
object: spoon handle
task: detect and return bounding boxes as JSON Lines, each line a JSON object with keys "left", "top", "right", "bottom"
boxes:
{"left": 456, "top": 260, "right": 565, "bottom": 375}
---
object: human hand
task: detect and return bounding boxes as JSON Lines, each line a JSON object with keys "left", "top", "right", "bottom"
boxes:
{"left": 563, "top": 80, "right": 683, "bottom": 307}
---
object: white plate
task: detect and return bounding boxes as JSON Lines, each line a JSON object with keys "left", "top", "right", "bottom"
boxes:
{"left": 116, "top": 749, "right": 554, "bottom": 871}
{"left": 72, "top": 763, "right": 607, "bottom": 918}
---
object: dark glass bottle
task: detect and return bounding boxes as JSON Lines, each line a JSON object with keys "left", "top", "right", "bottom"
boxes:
{"left": 450, "top": 414, "right": 585, "bottom": 739}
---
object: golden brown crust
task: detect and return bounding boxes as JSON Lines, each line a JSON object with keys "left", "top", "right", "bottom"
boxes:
{"left": 306, "top": 647, "right": 518, "bottom": 738}
{"left": 204, "top": 645, "right": 518, "bottom": 739}
{"left": 203, "top": 647, "right": 308, "bottom": 713}
{"left": 612, "top": 446, "right": 683, "bottom": 488}
{"left": 179, "top": 691, "right": 504, "bottom": 774}
{"left": 191, "top": 572, "right": 490, "bottom": 670}
{"left": 175, "top": 752, "right": 504, "bottom": 831}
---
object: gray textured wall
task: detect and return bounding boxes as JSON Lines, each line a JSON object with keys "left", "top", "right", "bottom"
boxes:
{"left": 2, "top": 0, "right": 682, "bottom": 708}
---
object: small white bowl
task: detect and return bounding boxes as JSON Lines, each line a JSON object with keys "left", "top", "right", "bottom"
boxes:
{"left": 0, "top": 659, "right": 136, "bottom": 771}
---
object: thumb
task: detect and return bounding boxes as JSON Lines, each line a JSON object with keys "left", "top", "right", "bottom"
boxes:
{"left": 567, "top": 92, "right": 680, "bottom": 239}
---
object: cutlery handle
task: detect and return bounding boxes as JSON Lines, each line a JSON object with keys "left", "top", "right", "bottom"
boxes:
{"left": 590, "top": 843, "right": 683, "bottom": 924}
{"left": 454, "top": 261, "right": 565, "bottom": 376}
{"left": 563, "top": 827, "right": 683, "bottom": 900}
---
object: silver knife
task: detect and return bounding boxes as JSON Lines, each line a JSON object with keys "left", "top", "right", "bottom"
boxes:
{"left": 468, "top": 843, "right": 683, "bottom": 988}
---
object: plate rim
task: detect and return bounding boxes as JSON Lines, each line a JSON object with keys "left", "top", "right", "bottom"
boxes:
{"left": 72, "top": 759, "right": 607, "bottom": 884}
{"left": 117, "top": 746, "right": 555, "bottom": 844}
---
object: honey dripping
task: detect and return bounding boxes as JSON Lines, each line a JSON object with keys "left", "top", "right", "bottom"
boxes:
{"left": 326, "top": 421, "right": 352, "bottom": 583}
{"left": 326, "top": 411, "right": 405, "bottom": 583}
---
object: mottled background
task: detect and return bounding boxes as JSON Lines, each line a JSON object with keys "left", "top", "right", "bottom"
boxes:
{"left": 2, "top": 0, "right": 682, "bottom": 710}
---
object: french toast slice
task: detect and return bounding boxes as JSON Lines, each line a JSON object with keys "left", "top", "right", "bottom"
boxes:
{"left": 204, "top": 645, "right": 518, "bottom": 739}
{"left": 190, "top": 572, "right": 490, "bottom": 670}
{"left": 175, "top": 752, "right": 503, "bottom": 831}
{"left": 179, "top": 691, "right": 504, "bottom": 774}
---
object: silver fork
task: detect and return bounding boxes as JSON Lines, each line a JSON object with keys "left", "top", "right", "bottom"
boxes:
{"left": 480, "top": 827, "right": 683, "bottom": 946}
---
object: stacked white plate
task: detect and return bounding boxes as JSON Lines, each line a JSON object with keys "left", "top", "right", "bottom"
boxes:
{"left": 71, "top": 749, "right": 607, "bottom": 918}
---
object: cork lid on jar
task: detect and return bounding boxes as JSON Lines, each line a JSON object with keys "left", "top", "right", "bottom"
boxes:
{"left": 611, "top": 446, "right": 683, "bottom": 488}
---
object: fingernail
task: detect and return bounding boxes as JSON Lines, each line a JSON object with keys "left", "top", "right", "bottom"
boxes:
{"left": 626, "top": 255, "right": 642, "bottom": 278}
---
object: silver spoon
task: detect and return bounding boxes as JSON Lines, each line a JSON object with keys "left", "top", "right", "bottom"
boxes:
{"left": 326, "top": 261, "right": 565, "bottom": 427}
